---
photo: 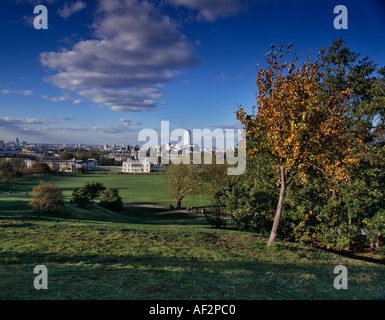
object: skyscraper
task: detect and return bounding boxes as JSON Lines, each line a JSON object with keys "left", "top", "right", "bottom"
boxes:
{"left": 0, "top": 140, "right": 4, "bottom": 149}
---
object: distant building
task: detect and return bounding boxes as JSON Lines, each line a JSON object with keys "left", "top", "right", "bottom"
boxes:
{"left": 94, "top": 165, "right": 122, "bottom": 172}
{"left": 0, "top": 140, "right": 4, "bottom": 149}
{"left": 23, "top": 158, "right": 98, "bottom": 173}
{"left": 120, "top": 144, "right": 129, "bottom": 151}
{"left": 105, "top": 153, "right": 130, "bottom": 162}
{"left": 79, "top": 159, "right": 98, "bottom": 171}
{"left": 122, "top": 159, "right": 151, "bottom": 173}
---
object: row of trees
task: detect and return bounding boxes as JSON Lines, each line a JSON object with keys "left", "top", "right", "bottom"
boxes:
{"left": 59, "top": 151, "right": 100, "bottom": 160}
{"left": 0, "top": 159, "right": 54, "bottom": 189}
{"left": 165, "top": 38, "right": 385, "bottom": 252}
{"left": 71, "top": 182, "right": 123, "bottom": 212}
{"left": 29, "top": 181, "right": 123, "bottom": 215}
{"left": 60, "top": 151, "right": 133, "bottom": 166}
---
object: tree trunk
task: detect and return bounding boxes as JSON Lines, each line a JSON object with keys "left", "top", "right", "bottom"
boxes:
{"left": 176, "top": 199, "right": 182, "bottom": 210}
{"left": 267, "top": 165, "right": 287, "bottom": 247}
{"left": 376, "top": 231, "right": 381, "bottom": 249}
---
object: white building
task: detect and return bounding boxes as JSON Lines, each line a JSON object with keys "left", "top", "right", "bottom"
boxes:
{"left": 105, "top": 153, "right": 130, "bottom": 162}
{"left": 23, "top": 158, "right": 98, "bottom": 173}
{"left": 122, "top": 159, "right": 151, "bottom": 173}
{"left": 79, "top": 159, "right": 98, "bottom": 171}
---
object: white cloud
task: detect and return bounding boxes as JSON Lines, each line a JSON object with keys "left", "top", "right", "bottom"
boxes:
{"left": 20, "top": 15, "right": 35, "bottom": 27}
{"left": 0, "top": 116, "right": 92, "bottom": 141}
{"left": 77, "top": 87, "right": 161, "bottom": 112}
{"left": 0, "top": 117, "right": 55, "bottom": 126}
{"left": 41, "top": 93, "right": 72, "bottom": 103}
{"left": 72, "top": 99, "right": 84, "bottom": 105}
{"left": 217, "top": 72, "right": 245, "bottom": 80}
{"left": 58, "top": 1, "right": 86, "bottom": 19}
{"left": 12, "top": 0, "right": 58, "bottom": 4}
{"left": 1, "top": 89, "right": 33, "bottom": 96}
{"left": 0, "top": 116, "right": 56, "bottom": 137}
{"left": 40, "top": 0, "right": 200, "bottom": 112}
{"left": 213, "top": 123, "right": 243, "bottom": 130}
{"left": 39, "top": 126, "right": 89, "bottom": 132}
{"left": 169, "top": 0, "right": 245, "bottom": 21}
{"left": 51, "top": 117, "right": 74, "bottom": 121}
{"left": 41, "top": 93, "right": 85, "bottom": 104}
{"left": 119, "top": 119, "right": 142, "bottom": 125}
{"left": 93, "top": 118, "right": 142, "bottom": 134}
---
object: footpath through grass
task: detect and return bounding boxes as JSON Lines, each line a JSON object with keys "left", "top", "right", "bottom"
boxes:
{"left": 1, "top": 193, "right": 385, "bottom": 300}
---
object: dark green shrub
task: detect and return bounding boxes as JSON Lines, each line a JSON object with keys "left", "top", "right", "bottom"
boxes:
{"left": 99, "top": 187, "right": 123, "bottom": 212}
{"left": 72, "top": 187, "right": 91, "bottom": 208}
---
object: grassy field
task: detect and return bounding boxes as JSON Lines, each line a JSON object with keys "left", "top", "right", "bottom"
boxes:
{"left": 1, "top": 191, "right": 385, "bottom": 300}
{"left": 2, "top": 173, "right": 211, "bottom": 208}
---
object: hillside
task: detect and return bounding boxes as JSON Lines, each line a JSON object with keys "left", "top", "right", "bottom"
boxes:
{"left": 1, "top": 193, "right": 385, "bottom": 300}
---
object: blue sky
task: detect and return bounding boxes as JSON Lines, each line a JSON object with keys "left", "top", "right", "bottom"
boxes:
{"left": 0, "top": 0, "right": 384, "bottom": 145}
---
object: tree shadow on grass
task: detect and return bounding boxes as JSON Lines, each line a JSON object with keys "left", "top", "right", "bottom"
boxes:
{"left": 64, "top": 204, "right": 210, "bottom": 227}
{"left": 1, "top": 250, "right": 384, "bottom": 300}
{"left": 0, "top": 195, "right": 208, "bottom": 227}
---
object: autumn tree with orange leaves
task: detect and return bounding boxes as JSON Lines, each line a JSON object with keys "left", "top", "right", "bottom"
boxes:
{"left": 236, "top": 44, "right": 362, "bottom": 247}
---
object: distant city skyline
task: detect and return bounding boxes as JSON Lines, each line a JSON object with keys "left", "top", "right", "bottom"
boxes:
{"left": 1, "top": 0, "right": 385, "bottom": 145}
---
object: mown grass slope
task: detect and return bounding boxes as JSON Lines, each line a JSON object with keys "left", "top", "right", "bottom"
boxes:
{"left": 1, "top": 193, "right": 385, "bottom": 300}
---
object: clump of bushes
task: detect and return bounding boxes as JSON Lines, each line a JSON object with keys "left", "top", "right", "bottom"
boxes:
{"left": 99, "top": 187, "right": 123, "bottom": 212}
{"left": 71, "top": 182, "right": 123, "bottom": 212}
{"left": 29, "top": 181, "right": 65, "bottom": 215}
{"left": 71, "top": 182, "right": 105, "bottom": 208}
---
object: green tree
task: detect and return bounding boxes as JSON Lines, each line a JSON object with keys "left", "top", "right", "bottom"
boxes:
{"left": 237, "top": 44, "right": 361, "bottom": 246}
{"left": 59, "top": 152, "right": 74, "bottom": 160}
{"left": 0, "top": 160, "right": 16, "bottom": 188}
{"left": 219, "top": 152, "right": 277, "bottom": 233}
{"left": 279, "top": 39, "right": 385, "bottom": 251}
{"left": 9, "top": 159, "right": 24, "bottom": 180}
{"left": 196, "top": 161, "right": 229, "bottom": 204}
{"left": 31, "top": 162, "right": 51, "bottom": 175}
{"left": 29, "top": 181, "right": 65, "bottom": 215}
{"left": 164, "top": 163, "right": 197, "bottom": 209}
{"left": 279, "top": 147, "right": 385, "bottom": 250}
{"left": 84, "top": 182, "right": 106, "bottom": 203}
{"left": 99, "top": 187, "right": 123, "bottom": 212}
{"left": 72, "top": 182, "right": 106, "bottom": 208}
{"left": 318, "top": 38, "right": 385, "bottom": 141}
{"left": 74, "top": 151, "right": 97, "bottom": 160}
{"left": 72, "top": 187, "right": 91, "bottom": 208}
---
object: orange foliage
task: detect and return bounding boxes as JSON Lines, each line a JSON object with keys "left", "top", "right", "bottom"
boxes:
{"left": 236, "top": 44, "right": 360, "bottom": 184}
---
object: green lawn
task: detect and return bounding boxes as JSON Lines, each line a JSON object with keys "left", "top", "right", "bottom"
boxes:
{"left": 1, "top": 193, "right": 385, "bottom": 300}
{"left": 2, "top": 173, "right": 211, "bottom": 208}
